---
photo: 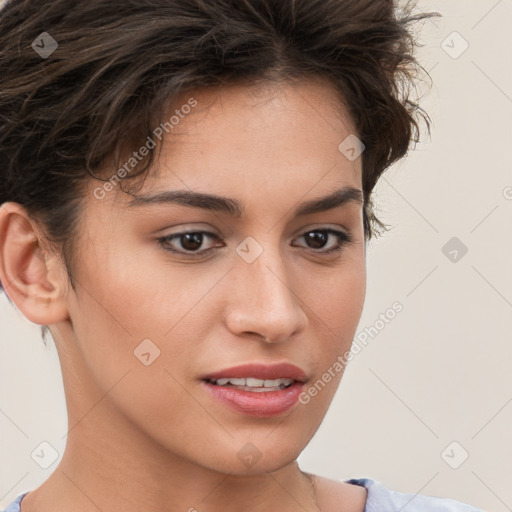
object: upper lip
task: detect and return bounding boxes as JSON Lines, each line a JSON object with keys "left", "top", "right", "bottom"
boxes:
{"left": 203, "top": 363, "right": 307, "bottom": 383}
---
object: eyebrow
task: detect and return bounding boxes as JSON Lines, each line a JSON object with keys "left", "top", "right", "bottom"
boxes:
{"left": 126, "top": 186, "right": 363, "bottom": 217}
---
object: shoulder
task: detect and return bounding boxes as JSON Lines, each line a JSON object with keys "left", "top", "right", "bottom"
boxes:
{"left": 310, "top": 474, "right": 368, "bottom": 512}
{"left": 1, "top": 492, "right": 28, "bottom": 512}
{"left": 345, "top": 477, "right": 484, "bottom": 512}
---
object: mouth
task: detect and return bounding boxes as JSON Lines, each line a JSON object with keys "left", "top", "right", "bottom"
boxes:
{"left": 201, "top": 363, "right": 307, "bottom": 417}
{"left": 206, "top": 377, "right": 296, "bottom": 392}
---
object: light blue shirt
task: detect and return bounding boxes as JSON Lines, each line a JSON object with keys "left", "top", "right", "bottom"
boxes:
{"left": 2, "top": 478, "right": 483, "bottom": 511}
{"left": 346, "top": 478, "right": 483, "bottom": 511}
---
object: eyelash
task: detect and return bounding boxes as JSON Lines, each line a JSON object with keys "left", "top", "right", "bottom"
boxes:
{"left": 157, "top": 229, "right": 353, "bottom": 257}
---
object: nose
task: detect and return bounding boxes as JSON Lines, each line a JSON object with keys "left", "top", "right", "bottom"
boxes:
{"left": 223, "top": 243, "right": 308, "bottom": 344}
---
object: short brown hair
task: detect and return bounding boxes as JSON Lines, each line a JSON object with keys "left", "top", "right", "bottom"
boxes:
{"left": 0, "top": 0, "right": 434, "bottom": 299}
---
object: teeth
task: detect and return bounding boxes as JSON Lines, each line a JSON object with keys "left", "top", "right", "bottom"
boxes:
{"left": 211, "top": 377, "right": 294, "bottom": 388}
{"left": 264, "top": 378, "right": 293, "bottom": 387}
{"left": 246, "top": 377, "right": 264, "bottom": 387}
{"left": 227, "top": 378, "right": 245, "bottom": 386}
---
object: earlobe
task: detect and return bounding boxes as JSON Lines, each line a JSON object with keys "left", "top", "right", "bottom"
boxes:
{"left": 0, "top": 202, "right": 70, "bottom": 325}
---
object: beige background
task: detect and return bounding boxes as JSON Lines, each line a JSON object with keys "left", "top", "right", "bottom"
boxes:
{"left": 1, "top": 1, "right": 511, "bottom": 510}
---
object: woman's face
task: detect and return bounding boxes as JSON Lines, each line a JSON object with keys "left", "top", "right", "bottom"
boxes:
{"left": 61, "top": 78, "right": 366, "bottom": 475}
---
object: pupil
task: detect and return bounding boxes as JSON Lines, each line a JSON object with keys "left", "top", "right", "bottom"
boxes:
{"left": 182, "top": 233, "right": 203, "bottom": 251}
{"left": 306, "top": 231, "right": 327, "bottom": 249}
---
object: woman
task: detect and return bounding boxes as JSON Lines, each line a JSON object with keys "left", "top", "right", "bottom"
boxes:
{"left": 0, "top": 0, "right": 483, "bottom": 510}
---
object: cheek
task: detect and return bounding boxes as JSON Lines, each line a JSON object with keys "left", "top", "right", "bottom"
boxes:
{"left": 295, "top": 261, "right": 365, "bottom": 419}
{"left": 300, "top": 250, "right": 366, "bottom": 398}
{"left": 309, "top": 253, "right": 366, "bottom": 340}
{"left": 66, "top": 240, "right": 228, "bottom": 396}
{"left": 73, "top": 239, "right": 215, "bottom": 336}
{"left": 65, "top": 257, "right": 215, "bottom": 443}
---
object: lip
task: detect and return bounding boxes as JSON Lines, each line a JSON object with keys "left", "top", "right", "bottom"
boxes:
{"left": 202, "top": 362, "right": 308, "bottom": 418}
{"left": 203, "top": 362, "right": 307, "bottom": 383}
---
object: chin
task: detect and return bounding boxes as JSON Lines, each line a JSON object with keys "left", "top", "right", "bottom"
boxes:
{"left": 201, "top": 431, "right": 309, "bottom": 476}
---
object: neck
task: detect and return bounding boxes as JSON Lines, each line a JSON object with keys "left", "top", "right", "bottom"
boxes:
{"left": 21, "top": 325, "right": 320, "bottom": 512}
{"left": 23, "top": 433, "right": 319, "bottom": 512}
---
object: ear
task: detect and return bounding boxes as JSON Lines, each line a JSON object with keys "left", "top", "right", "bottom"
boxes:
{"left": 0, "top": 202, "right": 70, "bottom": 325}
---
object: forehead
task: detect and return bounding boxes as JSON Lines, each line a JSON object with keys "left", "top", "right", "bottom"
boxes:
{"left": 89, "top": 78, "right": 362, "bottom": 212}
{"left": 164, "top": 77, "right": 357, "bottom": 156}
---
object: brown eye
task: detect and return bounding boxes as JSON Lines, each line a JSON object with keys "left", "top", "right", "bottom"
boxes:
{"left": 158, "top": 231, "right": 221, "bottom": 255}
{"left": 294, "top": 229, "right": 352, "bottom": 254}
{"left": 304, "top": 231, "right": 329, "bottom": 249}
{"left": 179, "top": 233, "right": 204, "bottom": 251}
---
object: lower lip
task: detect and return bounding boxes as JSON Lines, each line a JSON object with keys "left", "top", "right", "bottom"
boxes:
{"left": 203, "top": 381, "right": 304, "bottom": 418}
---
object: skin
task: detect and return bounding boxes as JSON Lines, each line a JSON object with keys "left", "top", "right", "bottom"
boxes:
{"left": 0, "top": 78, "right": 367, "bottom": 512}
